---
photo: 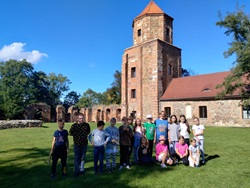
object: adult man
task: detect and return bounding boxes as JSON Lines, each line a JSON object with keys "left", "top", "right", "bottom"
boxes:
{"left": 69, "top": 113, "right": 90, "bottom": 176}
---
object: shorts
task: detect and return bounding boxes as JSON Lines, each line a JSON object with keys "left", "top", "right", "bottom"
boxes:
{"left": 158, "top": 153, "right": 170, "bottom": 163}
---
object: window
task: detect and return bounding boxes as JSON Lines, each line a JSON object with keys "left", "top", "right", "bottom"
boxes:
{"left": 166, "top": 28, "right": 170, "bottom": 37}
{"left": 164, "top": 107, "right": 171, "bottom": 119}
{"left": 242, "top": 106, "right": 250, "bottom": 119}
{"left": 131, "top": 111, "right": 136, "bottom": 119}
{"left": 199, "top": 106, "right": 207, "bottom": 118}
{"left": 131, "top": 67, "right": 136, "bottom": 78}
{"left": 138, "top": 29, "right": 141, "bottom": 37}
{"left": 168, "top": 64, "right": 172, "bottom": 75}
{"left": 131, "top": 89, "right": 136, "bottom": 98}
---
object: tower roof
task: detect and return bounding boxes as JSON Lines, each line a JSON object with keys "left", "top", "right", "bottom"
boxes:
{"left": 135, "top": 1, "right": 165, "bottom": 19}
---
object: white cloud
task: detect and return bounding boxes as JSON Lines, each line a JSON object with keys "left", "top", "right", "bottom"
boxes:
{"left": 89, "top": 63, "right": 96, "bottom": 68}
{"left": 0, "top": 42, "right": 48, "bottom": 64}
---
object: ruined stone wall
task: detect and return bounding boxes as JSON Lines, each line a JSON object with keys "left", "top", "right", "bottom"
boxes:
{"left": 0, "top": 120, "right": 43, "bottom": 130}
{"left": 160, "top": 99, "right": 250, "bottom": 127}
{"left": 82, "top": 104, "right": 122, "bottom": 123}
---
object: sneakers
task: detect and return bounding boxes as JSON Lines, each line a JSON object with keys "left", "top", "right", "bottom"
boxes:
{"left": 119, "top": 166, "right": 123, "bottom": 170}
{"left": 126, "top": 165, "right": 131, "bottom": 170}
{"left": 161, "top": 163, "right": 167, "bottom": 168}
{"left": 202, "top": 160, "right": 206, "bottom": 164}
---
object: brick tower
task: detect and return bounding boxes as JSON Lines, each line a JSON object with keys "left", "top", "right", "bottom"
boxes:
{"left": 121, "top": 1, "right": 182, "bottom": 120}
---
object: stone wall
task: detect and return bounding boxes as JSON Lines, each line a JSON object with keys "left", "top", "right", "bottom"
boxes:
{"left": 160, "top": 99, "right": 250, "bottom": 127}
{"left": 0, "top": 120, "right": 43, "bottom": 130}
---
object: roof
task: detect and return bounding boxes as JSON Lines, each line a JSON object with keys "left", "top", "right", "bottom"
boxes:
{"left": 160, "top": 71, "right": 241, "bottom": 101}
{"left": 134, "top": 1, "right": 165, "bottom": 20}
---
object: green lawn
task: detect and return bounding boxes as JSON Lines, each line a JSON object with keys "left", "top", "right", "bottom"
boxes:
{"left": 0, "top": 123, "right": 250, "bottom": 188}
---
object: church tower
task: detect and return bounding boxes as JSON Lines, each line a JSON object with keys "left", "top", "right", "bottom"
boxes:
{"left": 121, "top": 1, "right": 182, "bottom": 120}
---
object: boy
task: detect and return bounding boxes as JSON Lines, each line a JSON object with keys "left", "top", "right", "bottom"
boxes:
{"left": 155, "top": 135, "right": 173, "bottom": 168}
{"left": 143, "top": 114, "right": 156, "bottom": 158}
{"left": 50, "top": 119, "right": 69, "bottom": 178}
{"left": 119, "top": 117, "right": 133, "bottom": 170}
{"left": 105, "top": 117, "right": 120, "bottom": 172}
{"left": 88, "top": 121, "right": 110, "bottom": 174}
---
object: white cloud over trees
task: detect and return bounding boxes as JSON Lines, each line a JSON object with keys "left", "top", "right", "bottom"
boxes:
{"left": 0, "top": 42, "right": 48, "bottom": 64}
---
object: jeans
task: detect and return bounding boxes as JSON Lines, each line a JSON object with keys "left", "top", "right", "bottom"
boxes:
{"left": 74, "top": 145, "right": 87, "bottom": 174}
{"left": 94, "top": 146, "right": 104, "bottom": 173}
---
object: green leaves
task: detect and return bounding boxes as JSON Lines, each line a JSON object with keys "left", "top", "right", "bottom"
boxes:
{"left": 216, "top": 8, "right": 250, "bottom": 105}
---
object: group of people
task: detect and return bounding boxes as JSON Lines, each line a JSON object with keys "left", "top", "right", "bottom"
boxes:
{"left": 49, "top": 112, "right": 205, "bottom": 178}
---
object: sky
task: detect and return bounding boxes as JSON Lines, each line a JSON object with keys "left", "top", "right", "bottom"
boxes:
{"left": 0, "top": 0, "right": 249, "bottom": 97}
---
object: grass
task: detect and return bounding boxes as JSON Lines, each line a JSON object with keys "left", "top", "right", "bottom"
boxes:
{"left": 0, "top": 123, "right": 250, "bottom": 188}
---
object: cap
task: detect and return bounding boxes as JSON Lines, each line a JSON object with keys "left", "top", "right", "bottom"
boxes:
{"left": 147, "top": 114, "right": 153, "bottom": 119}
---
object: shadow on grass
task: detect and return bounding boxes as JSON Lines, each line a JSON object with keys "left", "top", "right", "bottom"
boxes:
{"left": 1, "top": 146, "right": 173, "bottom": 188}
{"left": 206, "top": 154, "right": 220, "bottom": 162}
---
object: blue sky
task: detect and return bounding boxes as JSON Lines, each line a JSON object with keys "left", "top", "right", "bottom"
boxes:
{"left": 0, "top": 0, "right": 249, "bottom": 97}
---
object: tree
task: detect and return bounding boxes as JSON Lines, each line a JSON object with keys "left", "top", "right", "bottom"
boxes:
{"left": 182, "top": 68, "right": 198, "bottom": 77}
{"left": 77, "top": 89, "right": 102, "bottom": 108}
{"left": 216, "top": 7, "right": 250, "bottom": 105}
{"left": 63, "top": 91, "right": 81, "bottom": 109}
{"left": 46, "top": 73, "right": 71, "bottom": 106}
{"left": 103, "top": 70, "right": 121, "bottom": 104}
{"left": 0, "top": 59, "right": 34, "bottom": 119}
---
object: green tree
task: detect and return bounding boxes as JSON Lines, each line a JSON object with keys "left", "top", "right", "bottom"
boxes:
{"left": 46, "top": 73, "right": 71, "bottom": 106}
{"left": 103, "top": 70, "right": 121, "bottom": 104}
{"left": 216, "top": 7, "right": 250, "bottom": 105}
{"left": 63, "top": 91, "right": 81, "bottom": 109}
{"left": 77, "top": 89, "right": 102, "bottom": 108}
{"left": 0, "top": 59, "right": 34, "bottom": 119}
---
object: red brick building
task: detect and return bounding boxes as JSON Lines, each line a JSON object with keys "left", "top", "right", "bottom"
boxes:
{"left": 121, "top": 1, "right": 181, "bottom": 120}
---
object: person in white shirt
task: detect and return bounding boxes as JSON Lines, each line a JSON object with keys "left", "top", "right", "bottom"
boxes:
{"left": 192, "top": 117, "right": 205, "bottom": 164}
{"left": 179, "top": 114, "right": 191, "bottom": 146}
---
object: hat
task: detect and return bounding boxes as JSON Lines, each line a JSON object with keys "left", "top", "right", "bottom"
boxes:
{"left": 159, "top": 135, "right": 166, "bottom": 141}
{"left": 147, "top": 114, "right": 153, "bottom": 119}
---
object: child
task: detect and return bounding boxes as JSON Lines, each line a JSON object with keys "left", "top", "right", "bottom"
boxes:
{"left": 168, "top": 115, "right": 181, "bottom": 163}
{"left": 50, "top": 119, "right": 69, "bottom": 178}
{"left": 175, "top": 136, "right": 189, "bottom": 166}
{"left": 133, "top": 118, "right": 145, "bottom": 163}
{"left": 143, "top": 114, "right": 156, "bottom": 158}
{"left": 188, "top": 138, "right": 200, "bottom": 167}
{"left": 105, "top": 117, "right": 120, "bottom": 172}
{"left": 154, "top": 111, "right": 168, "bottom": 145}
{"left": 192, "top": 117, "right": 205, "bottom": 164}
{"left": 138, "top": 136, "right": 155, "bottom": 165}
{"left": 179, "top": 115, "right": 191, "bottom": 145}
{"left": 156, "top": 135, "right": 173, "bottom": 168}
{"left": 88, "top": 121, "right": 110, "bottom": 174}
{"left": 127, "top": 116, "right": 134, "bottom": 164}
{"left": 119, "top": 117, "right": 133, "bottom": 170}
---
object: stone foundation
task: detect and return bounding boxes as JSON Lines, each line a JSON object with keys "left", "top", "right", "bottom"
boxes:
{"left": 0, "top": 120, "right": 43, "bottom": 130}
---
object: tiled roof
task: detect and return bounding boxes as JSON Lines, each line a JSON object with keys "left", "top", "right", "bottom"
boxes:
{"left": 135, "top": 1, "right": 165, "bottom": 19}
{"left": 160, "top": 71, "right": 241, "bottom": 101}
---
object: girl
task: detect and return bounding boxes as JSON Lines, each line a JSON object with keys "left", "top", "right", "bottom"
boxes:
{"left": 133, "top": 118, "right": 145, "bottom": 163}
{"left": 156, "top": 135, "right": 173, "bottom": 168}
{"left": 192, "top": 117, "right": 205, "bottom": 164}
{"left": 137, "top": 136, "right": 155, "bottom": 165}
{"left": 179, "top": 115, "right": 191, "bottom": 145}
{"left": 168, "top": 115, "right": 181, "bottom": 164}
{"left": 188, "top": 138, "right": 200, "bottom": 167}
{"left": 175, "top": 136, "right": 189, "bottom": 166}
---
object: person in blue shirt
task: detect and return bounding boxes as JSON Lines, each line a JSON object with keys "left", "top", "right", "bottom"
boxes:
{"left": 89, "top": 121, "right": 110, "bottom": 174}
{"left": 50, "top": 119, "right": 69, "bottom": 178}
{"left": 154, "top": 111, "right": 169, "bottom": 146}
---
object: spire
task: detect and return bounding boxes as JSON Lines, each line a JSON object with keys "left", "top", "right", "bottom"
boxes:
{"left": 134, "top": 0, "right": 164, "bottom": 20}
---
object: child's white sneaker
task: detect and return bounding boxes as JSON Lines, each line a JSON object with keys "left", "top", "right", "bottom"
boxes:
{"left": 126, "top": 165, "right": 131, "bottom": 170}
{"left": 161, "top": 163, "right": 167, "bottom": 168}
